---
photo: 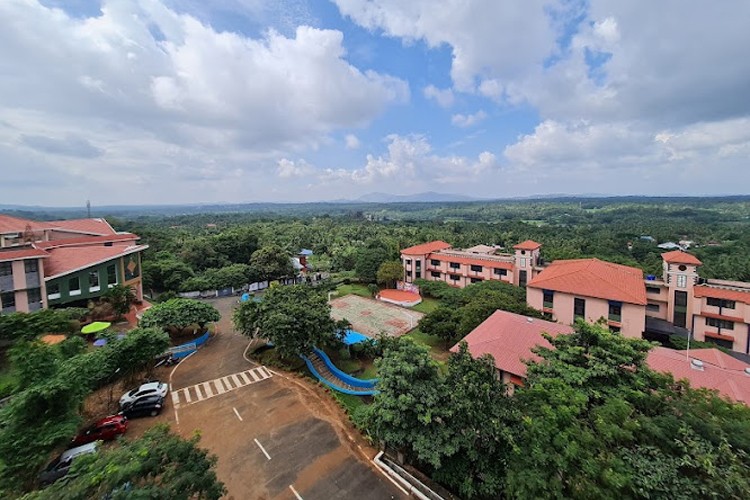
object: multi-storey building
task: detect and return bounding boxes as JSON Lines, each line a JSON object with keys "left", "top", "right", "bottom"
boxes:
{"left": 402, "top": 239, "right": 750, "bottom": 355}
{"left": 0, "top": 214, "right": 148, "bottom": 314}
{"left": 401, "top": 239, "right": 543, "bottom": 288}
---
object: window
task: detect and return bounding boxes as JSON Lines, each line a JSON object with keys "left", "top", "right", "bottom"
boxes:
{"left": 609, "top": 326, "right": 621, "bottom": 334}
{"left": 107, "top": 264, "right": 117, "bottom": 285}
{"left": 707, "top": 297, "right": 735, "bottom": 309}
{"left": 608, "top": 302, "right": 622, "bottom": 322}
{"left": 0, "top": 262, "right": 11, "bottom": 277}
{"left": 24, "top": 260, "right": 38, "bottom": 273}
{"left": 543, "top": 290, "right": 554, "bottom": 309}
{"left": 493, "top": 268, "right": 507, "bottom": 276}
{"left": 27, "top": 287, "right": 41, "bottom": 304}
{"left": 678, "top": 264, "right": 687, "bottom": 271}
{"left": 89, "top": 271, "right": 100, "bottom": 291}
{"left": 676, "top": 274, "right": 687, "bottom": 288}
{"left": 450, "top": 274, "right": 460, "bottom": 281}
{"left": 470, "top": 264, "right": 483, "bottom": 272}
{"left": 1, "top": 292, "right": 15, "bottom": 311}
{"left": 646, "top": 303, "right": 660, "bottom": 312}
{"left": 415, "top": 271, "right": 421, "bottom": 279}
{"left": 470, "top": 277, "right": 482, "bottom": 283}
{"left": 69, "top": 276, "right": 81, "bottom": 295}
{"left": 706, "top": 317, "right": 734, "bottom": 330}
{"left": 449, "top": 262, "right": 460, "bottom": 269}
{"left": 520, "top": 257, "right": 527, "bottom": 267}
{"left": 47, "top": 282, "right": 60, "bottom": 299}
{"left": 405, "top": 259, "right": 412, "bottom": 265}
{"left": 415, "top": 260, "right": 421, "bottom": 268}
{"left": 646, "top": 286, "right": 661, "bottom": 294}
{"left": 430, "top": 259, "right": 440, "bottom": 266}
{"left": 430, "top": 271, "right": 441, "bottom": 278}
{"left": 574, "top": 298, "right": 585, "bottom": 319}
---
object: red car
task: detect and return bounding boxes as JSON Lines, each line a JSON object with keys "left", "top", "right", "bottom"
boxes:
{"left": 70, "top": 415, "right": 128, "bottom": 447}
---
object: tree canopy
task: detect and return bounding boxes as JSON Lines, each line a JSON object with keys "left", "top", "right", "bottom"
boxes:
{"left": 249, "top": 244, "right": 295, "bottom": 282}
{"left": 376, "top": 260, "right": 403, "bottom": 288}
{"left": 22, "top": 425, "right": 225, "bottom": 500}
{"left": 233, "top": 284, "right": 345, "bottom": 357}
{"left": 139, "top": 298, "right": 220, "bottom": 334}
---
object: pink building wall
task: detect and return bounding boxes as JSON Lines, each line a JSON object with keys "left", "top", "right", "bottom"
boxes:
{"left": 527, "top": 287, "right": 645, "bottom": 338}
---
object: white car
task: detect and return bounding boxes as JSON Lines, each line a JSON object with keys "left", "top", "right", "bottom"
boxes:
{"left": 119, "top": 381, "right": 169, "bottom": 408}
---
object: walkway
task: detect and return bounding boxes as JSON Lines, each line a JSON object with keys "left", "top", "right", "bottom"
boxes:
{"left": 304, "top": 350, "right": 378, "bottom": 395}
{"left": 171, "top": 366, "right": 272, "bottom": 409}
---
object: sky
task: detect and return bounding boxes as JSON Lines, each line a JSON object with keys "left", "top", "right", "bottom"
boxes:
{"left": 1, "top": 0, "right": 750, "bottom": 206}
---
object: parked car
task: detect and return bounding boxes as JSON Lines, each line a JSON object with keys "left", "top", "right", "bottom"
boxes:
{"left": 120, "top": 395, "right": 164, "bottom": 418}
{"left": 70, "top": 415, "right": 128, "bottom": 447}
{"left": 39, "top": 442, "right": 98, "bottom": 485}
{"left": 119, "top": 381, "right": 168, "bottom": 408}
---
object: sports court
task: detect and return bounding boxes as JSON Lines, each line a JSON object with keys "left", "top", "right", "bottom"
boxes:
{"left": 330, "top": 295, "right": 423, "bottom": 337}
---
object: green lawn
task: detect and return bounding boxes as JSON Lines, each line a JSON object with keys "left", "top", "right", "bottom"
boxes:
{"left": 333, "top": 283, "right": 372, "bottom": 298}
{"left": 410, "top": 297, "right": 440, "bottom": 314}
{"left": 404, "top": 327, "right": 452, "bottom": 361}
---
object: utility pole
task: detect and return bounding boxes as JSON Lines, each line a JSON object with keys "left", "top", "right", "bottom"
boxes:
{"left": 86, "top": 199, "right": 91, "bottom": 218}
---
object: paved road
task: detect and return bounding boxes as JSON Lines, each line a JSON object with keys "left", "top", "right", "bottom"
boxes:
{"left": 170, "top": 298, "right": 404, "bottom": 500}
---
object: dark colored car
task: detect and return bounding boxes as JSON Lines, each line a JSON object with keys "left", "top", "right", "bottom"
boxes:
{"left": 120, "top": 395, "right": 164, "bottom": 418}
{"left": 70, "top": 415, "right": 128, "bottom": 447}
{"left": 39, "top": 442, "right": 98, "bottom": 486}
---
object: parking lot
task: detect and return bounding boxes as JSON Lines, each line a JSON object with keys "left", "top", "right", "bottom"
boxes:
{"left": 165, "top": 297, "right": 404, "bottom": 499}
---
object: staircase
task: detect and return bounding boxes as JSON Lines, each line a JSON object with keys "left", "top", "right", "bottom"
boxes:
{"left": 302, "top": 349, "right": 378, "bottom": 396}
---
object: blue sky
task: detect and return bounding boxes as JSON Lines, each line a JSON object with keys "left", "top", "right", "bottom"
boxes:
{"left": 2, "top": 1, "right": 750, "bottom": 206}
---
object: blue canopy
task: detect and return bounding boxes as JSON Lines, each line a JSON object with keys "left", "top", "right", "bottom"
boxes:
{"left": 343, "top": 330, "right": 371, "bottom": 345}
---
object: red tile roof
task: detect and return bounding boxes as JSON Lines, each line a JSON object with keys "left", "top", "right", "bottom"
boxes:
{"left": 513, "top": 240, "right": 542, "bottom": 251}
{"left": 35, "top": 233, "right": 138, "bottom": 249}
{"left": 661, "top": 250, "right": 702, "bottom": 266}
{"left": 0, "top": 214, "right": 49, "bottom": 234}
{"left": 401, "top": 240, "right": 452, "bottom": 255}
{"left": 428, "top": 253, "right": 514, "bottom": 269}
{"left": 48, "top": 218, "right": 116, "bottom": 236}
{"left": 450, "top": 310, "right": 574, "bottom": 378}
{"left": 646, "top": 347, "right": 750, "bottom": 404}
{"left": 694, "top": 285, "right": 750, "bottom": 305}
{"left": 0, "top": 247, "right": 49, "bottom": 262}
{"left": 44, "top": 244, "right": 146, "bottom": 279}
{"left": 528, "top": 258, "right": 647, "bottom": 305}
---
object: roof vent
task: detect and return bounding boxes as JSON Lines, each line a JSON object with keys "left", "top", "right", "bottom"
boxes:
{"left": 526, "top": 317, "right": 534, "bottom": 323}
{"left": 745, "top": 368, "right": 750, "bottom": 376}
{"left": 690, "top": 359, "right": 704, "bottom": 371}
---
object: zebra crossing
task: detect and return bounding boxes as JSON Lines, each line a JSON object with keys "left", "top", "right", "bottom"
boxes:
{"left": 171, "top": 366, "right": 273, "bottom": 409}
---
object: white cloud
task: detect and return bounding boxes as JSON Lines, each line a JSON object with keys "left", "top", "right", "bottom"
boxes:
{"left": 423, "top": 85, "right": 454, "bottom": 108}
{"left": 345, "top": 134, "right": 361, "bottom": 149}
{"left": 0, "top": 0, "right": 408, "bottom": 204}
{"left": 277, "top": 158, "right": 314, "bottom": 178}
{"left": 451, "top": 110, "right": 487, "bottom": 128}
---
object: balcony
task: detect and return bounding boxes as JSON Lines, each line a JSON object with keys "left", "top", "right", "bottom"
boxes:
{"left": 543, "top": 300, "right": 554, "bottom": 310}
{"left": 608, "top": 313, "right": 622, "bottom": 323}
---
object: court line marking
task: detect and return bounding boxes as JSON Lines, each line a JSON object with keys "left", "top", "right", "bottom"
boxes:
{"left": 254, "top": 438, "right": 271, "bottom": 460}
{"left": 289, "top": 485, "right": 303, "bottom": 499}
{"left": 233, "top": 407, "right": 243, "bottom": 421}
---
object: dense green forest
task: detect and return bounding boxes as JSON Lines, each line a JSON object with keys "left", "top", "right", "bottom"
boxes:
{"left": 96, "top": 197, "right": 750, "bottom": 292}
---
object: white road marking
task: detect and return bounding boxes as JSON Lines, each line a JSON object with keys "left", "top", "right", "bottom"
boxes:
{"left": 171, "top": 367, "right": 272, "bottom": 409}
{"left": 254, "top": 438, "right": 271, "bottom": 460}
{"left": 289, "top": 485, "right": 303, "bottom": 499}
{"left": 233, "top": 407, "right": 243, "bottom": 421}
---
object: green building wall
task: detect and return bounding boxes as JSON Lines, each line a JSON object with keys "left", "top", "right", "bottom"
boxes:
{"left": 46, "top": 258, "right": 125, "bottom": 306}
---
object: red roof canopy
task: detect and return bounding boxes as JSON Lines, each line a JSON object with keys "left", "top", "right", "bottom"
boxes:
{"left": 0, "top": 247, "right": 49, "bottom": 262}
{"left": 528, "top": 258, "right": 647, "bottom": 305}
{"left": 401, "top": 240, "right": 452, "bottom": 255}
{"left": 694, "top": 285, "right": 750, "bottom": 305}
{"left": 513, "top": 240, "right": 542, "bottom": 251}
{"left": 661, "top": 250, "right": 702, "bottom": 266}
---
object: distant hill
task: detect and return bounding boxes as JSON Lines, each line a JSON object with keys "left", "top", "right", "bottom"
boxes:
{"left": 355, "top": 191, "right": 481, "bottom": 203}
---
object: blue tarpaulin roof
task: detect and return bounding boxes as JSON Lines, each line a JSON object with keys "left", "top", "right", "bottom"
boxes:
{"left": 299, "top": 249, "right": 313, "bottom": 256}
{"left": 343, "top": 330, "right": 371, "bottom": 345}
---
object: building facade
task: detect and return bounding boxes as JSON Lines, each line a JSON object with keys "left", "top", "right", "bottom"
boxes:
{"left": 0, "top": 214, "right": 147, "bottom": 314}
{"left": 402, "top": 239, "right": 750, "bottom": 354}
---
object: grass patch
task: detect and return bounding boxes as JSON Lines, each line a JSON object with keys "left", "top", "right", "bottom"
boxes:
{"left": 331, "top": 391, "right": 368, "bottom": 414}
{"left": 359, "top": 361, "right": 378, "bottom": 379}
{"left": 410, "top": 297, "right": 440, "bottom": 314}
{"left": 333, "top": 283, "right": 372, "bottom": 298}
{"left": 405, "top": 328, "right": 451, "bottom": 362}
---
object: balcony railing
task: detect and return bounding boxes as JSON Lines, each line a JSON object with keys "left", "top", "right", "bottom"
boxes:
{"left": 608, "top": 314, "right": 622, "bottom": 322}
{"left": 543, "top": 301, "right": 553, "bottom": 309}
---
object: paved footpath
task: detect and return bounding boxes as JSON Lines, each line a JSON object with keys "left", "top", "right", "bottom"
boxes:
{"left": 171, "top": 366, "right": 272, "bottom": 409}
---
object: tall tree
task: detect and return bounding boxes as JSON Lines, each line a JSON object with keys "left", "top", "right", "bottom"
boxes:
{"left": 354, "top": 245, "right": 390, "bottom": 283}
{"left": 22, "top": 425, "right": 225, "bottom": 500}
{"left": 103, "top": 284, "right": 136, "bottom": 320}
{"left": 376, "top": 260, "right": 404, "bottom": 288}
{"left": 213, "top": 228, "right": 258, "bottom": 264}
{"left": 235, "top": 285, "right": 344, "bottom": 358}
{"left": 249, "top": 245, "right": 295, "bottom": 282}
